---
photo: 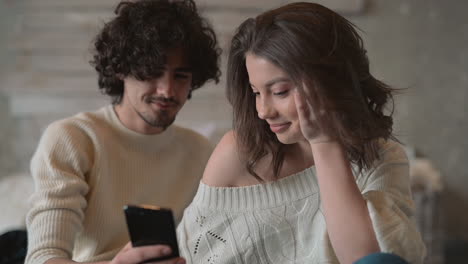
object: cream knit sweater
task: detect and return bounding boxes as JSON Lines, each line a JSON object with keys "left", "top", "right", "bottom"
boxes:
{"left": 25, "top": 106, "right": 213, "bottom": 264}
{"left": 177, "top": 141, "right": 426, "bottom": 264}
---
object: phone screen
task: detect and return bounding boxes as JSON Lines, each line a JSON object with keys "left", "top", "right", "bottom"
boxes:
{"left": 124, "top": 204, "right": 179, "bottom": 261}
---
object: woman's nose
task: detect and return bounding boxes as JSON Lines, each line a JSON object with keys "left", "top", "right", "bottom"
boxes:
{"left": 257, "top": 98, "right": 276, "bottom": 120}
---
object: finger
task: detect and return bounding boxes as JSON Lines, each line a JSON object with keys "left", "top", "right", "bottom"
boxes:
{"left": 295, "top": 84, "right": 325, "bottom": 119}
{"left": 147, "top": 257, "right": 186, "bottom": 264}
{"left": 117, "top": 245, "right": 172, "bottom": 264}
{"left": 297, "top": 81, "right": 314, "bottom": 100}
{"left": 294, "top": 88, "right": 306, "bottom": 114}
{"left": 294, "top": 89, "right": 314, "bottom": 123}
{"left": 295, "top": 88, "right": 325, "bottom": 141}
{"left": 122, "top": 241, "right": 133, "bottom": 251}
{"left": 294, "top": 83, "right": 306, "bottom": 99}
{"left": 295, "top": 85, "right": 315, "bottom": 113}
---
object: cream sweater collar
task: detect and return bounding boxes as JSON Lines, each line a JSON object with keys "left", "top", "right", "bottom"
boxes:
{"left": 98, "top": 105, "right": 177, "bottom": 153}
{"left": 191, "top": 166, "right": 319, "bottom": 212}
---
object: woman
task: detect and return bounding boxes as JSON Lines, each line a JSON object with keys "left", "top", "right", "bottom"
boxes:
{"left": 177, "top": 2, "right": 425, "bottom": 264}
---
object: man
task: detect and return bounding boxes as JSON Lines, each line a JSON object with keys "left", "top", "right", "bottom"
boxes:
{"left": 25, "top": 1, "right": 220, "bottom": 263}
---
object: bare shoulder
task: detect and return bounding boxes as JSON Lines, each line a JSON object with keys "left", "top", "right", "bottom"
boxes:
{"left": 201, "top": 130, "right": 249, "bottom": 187}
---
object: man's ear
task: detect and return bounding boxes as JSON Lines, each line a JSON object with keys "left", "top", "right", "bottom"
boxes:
{"left": 187, "top": 89, "right": 192, "bottom": 100}
{"left": 116, "top": 73, "right": 125, "bottom": 80}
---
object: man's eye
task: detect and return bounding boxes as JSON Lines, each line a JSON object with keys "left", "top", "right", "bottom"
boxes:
{"left": 175, "top": 74, "right": 190, "bottom": 79}
{"left": 152, "top": 71, "right": 164, "bottom": 78}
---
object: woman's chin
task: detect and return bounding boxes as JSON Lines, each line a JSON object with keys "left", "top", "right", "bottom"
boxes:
{"left": 276, "top": 135, "right": 296, "bottom": 145}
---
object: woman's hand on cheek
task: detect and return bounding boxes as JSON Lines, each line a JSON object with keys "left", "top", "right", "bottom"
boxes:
{"left": 294, "top": 87, "right": 331, "bottom": 145}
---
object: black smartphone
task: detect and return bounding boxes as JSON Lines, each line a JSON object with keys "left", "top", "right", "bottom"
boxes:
{"left": 123, "top": 204, "right": 179, "bottom": 262}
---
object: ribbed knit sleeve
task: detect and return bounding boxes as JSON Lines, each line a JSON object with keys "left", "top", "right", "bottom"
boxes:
{"left": 26, "top": 120, "right": 93, "bottom": 264}
{"left": 25, "top": 106, "right": 212, "bottom": 263}
{"left": 357, "top": 141, "right": 426, "bottom": 264}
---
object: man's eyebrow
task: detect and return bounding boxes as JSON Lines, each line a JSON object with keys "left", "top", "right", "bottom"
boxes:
{"left": 154, "top": 66, "right": 193, "bottom": 72}
{"left": 174, "top": 67, "right": 193, "bottom": 72}
{"left": 250, "top": 77, "right": 291, "bottom": 89}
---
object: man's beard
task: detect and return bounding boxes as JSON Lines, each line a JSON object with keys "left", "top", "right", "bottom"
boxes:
{"left": 137, "top": 96, "right": 179, "bottom": 130}
{"left": 137, "top": 109, "right": 176, "bottom": 130}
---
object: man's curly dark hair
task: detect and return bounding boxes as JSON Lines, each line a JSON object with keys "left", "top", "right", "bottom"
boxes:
{"left": 90, "top": 0, "right": 221, "bottom": 104}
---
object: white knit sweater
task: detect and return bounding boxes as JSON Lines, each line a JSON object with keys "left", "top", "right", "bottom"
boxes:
{"left": 25, "top": 105, "right": 213, "bottom": 264}
{"left": 177, "top": 141, "right": 426, "bottom": 264}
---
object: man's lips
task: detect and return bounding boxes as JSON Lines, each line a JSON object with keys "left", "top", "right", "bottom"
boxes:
{"left": 269, "top": 122, "right": 291, "bottom": 133}
{"left": 149, "top": 99, "right": 178, "bottom": 110}
{"left": 153, "top": 101, "right": 176, "bottom": 109}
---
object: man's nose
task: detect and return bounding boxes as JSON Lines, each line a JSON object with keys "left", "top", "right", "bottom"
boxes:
{"left": 155, "top": 73, "right": 175, "bottom": 97}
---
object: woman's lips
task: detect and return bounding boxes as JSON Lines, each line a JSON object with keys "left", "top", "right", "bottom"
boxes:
{"left": 269, "top": 122, "right": 291, "bottom": 133}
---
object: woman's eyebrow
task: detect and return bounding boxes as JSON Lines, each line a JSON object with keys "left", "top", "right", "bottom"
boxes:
{"left": 250, "top": 77, "right": 291, "bottom": 89}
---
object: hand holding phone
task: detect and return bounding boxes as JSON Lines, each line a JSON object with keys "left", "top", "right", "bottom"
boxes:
{"left": 111, "top": 242, "right": 183, "bottom": 264}
{"left": 124, "top": 204, "right": 180, "bottom": 262}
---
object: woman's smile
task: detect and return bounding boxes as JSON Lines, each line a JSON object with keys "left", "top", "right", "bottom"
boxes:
{"left": 269, "top": 122, "right": 291, "bottom": 133}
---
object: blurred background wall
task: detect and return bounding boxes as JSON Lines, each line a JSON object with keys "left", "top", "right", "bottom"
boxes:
{"left": 0, "top": 0, "right": 467, "bottom": 261}
{"left": 350, "top": 0, "right": 468, "bottom": 256}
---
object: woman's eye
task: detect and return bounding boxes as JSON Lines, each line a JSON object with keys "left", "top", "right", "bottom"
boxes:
{"left": 253, "top": 91, "right": 260, "bottom": 96}
{"left": 273, "top": 90, "right": 289, "bottom": 96}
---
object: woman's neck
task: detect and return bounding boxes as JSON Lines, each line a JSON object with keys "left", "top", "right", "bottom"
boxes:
{"left": 238, "top": 141, "right": 315, "bottom": 185}
{"left": 273, "top": 142, "right": 314, "bottom": 180}
{"left": 287, "top": 140, "right": 314, "bottom": 165}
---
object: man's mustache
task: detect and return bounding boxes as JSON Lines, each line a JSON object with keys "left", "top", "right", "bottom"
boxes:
{"left": 147, "top": 97, "right": 179, "bottom": 106}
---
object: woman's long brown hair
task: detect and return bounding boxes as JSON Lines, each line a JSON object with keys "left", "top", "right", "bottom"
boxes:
{"left": 227, "top": 2, "right": 398, "bottom": 181}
